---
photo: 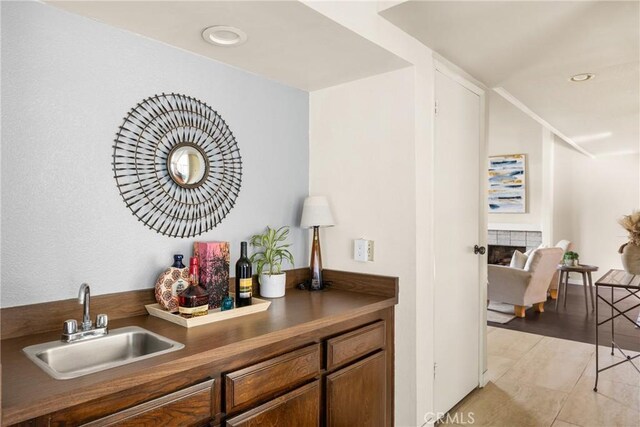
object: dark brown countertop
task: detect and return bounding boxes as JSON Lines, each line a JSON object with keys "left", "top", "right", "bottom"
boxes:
{"left": 1, "top": 286, "right": 396, "bottom": 425}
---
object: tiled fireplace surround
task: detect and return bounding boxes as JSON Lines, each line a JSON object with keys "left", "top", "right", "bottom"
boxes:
{"left": 488, "top": 230, "right": 542, "bottom": 253}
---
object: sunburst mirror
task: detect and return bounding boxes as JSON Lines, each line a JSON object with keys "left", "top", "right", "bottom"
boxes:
{"left": 113, "top": 93, "right": 242, "bottom": 238}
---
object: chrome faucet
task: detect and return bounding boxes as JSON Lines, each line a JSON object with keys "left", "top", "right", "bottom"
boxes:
{"left": 61, "top": 283, "right": 109, "bottom": 342}
{"left": 78, "top": 283, "right": 92, "bottom": 331}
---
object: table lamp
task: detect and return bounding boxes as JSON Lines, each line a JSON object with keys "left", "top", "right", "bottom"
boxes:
{"left": 300, "top": 196, "right": 335, "bottom": 290}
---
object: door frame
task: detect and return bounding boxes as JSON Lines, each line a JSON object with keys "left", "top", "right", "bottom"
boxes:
{"left": 432, "top": 60, "right": 488, "bottom": 396}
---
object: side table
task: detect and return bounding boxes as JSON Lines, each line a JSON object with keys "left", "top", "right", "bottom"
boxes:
{"left": 594, "top": 269, "right": 640, "bottom": 391}
{"left": 555, "top": 264, "right": 598, "bottom": 312}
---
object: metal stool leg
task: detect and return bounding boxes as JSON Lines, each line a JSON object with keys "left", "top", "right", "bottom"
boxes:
{"left": 588, "top": 272, "right": 595, "bottom": 311}
{"left": 611, "top": 286, "right": 614, "bottom": 355}
{"left": 594, "top": 283, "right": 599, "bottom": 391}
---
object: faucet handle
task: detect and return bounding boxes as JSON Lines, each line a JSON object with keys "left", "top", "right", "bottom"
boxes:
{"left": 63, "top": 319, "right": 77, "bottom": 335}
{"left": 96, "top": 314, "right": 108, "bottom": 329}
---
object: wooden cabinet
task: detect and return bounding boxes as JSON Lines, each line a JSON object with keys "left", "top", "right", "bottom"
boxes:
{"left": 82, "top": 378, "right": 214, "bottom": 427}
{"left": 225, "top": 321, "right": 388, "bottom": 427}
{"left": 225, "top": 381, "right": 320, "bottom": 427}
{"left": 326, "top": 352, "right": 386, "bottom": 427}
{"left": 326, "top": 321, "right": 385, "bottom": 370}
{"left": 9, "top": 312, "right": 393, "bottom": 427}
{"left": 225, "top": 344, "right": 320, "bottom": 414}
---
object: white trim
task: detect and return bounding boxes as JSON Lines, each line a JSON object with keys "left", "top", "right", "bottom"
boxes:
{"left": 488, "top": 223, "right": 542, "bottom": 232}
{"left": 493, "top": 87, "right": 595, "bottom": 159}
{"left": 435, "top": 60, "right": 485, "bottom": 97}
{"left": 477, "top": 78, "right": 488, "bottom": 389}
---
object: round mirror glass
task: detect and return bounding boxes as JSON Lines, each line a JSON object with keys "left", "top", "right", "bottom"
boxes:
{"left": 168, "top": 144, "right": 208, "bottom": 187}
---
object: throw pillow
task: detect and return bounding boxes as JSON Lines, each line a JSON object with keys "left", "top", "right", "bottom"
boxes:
{"left": 524, "top": 244, "right": 548, "bottom": 270}
{"left": 510, "top": 250, "right": 528, "bottom": 269}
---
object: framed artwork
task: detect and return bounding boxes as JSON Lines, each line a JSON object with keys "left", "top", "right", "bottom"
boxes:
{"left": 488, "top": 154, "right": 526, "bottom": 213}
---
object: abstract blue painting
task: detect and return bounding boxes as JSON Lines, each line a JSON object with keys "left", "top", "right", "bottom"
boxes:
{"left": 488, "top": 154, "right": 526, "bottom": 213}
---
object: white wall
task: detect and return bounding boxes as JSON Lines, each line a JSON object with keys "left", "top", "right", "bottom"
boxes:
{"left": 310, "top": 67, "right": 417, "bottom": 424}
{"left": 1, "top": 2, "right": 309, "bottom": 307}
{"left": 553, "top": 139, "right": 639, "bottom": 270}
{"left": 304, "top": 2, "right": 438, "bottom": 424}
{"left": 488, "top": 91, "right": 543, "bottom": 227}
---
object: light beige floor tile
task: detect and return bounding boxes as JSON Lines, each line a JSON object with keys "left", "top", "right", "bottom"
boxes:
{"left": 550, "top": 420, "right": 581, "bottom": 427}
{"left": 451, "top": 330, "right": 639, "bottom": 426}
{"left": 450, "top": 382, "right": 513, "bottom": 426}
{"left": 487, "top": 328, "right": 544, "bottom": 360}
{"left": 534, "top": 336, "right": 595, "bottom": 359}
{"left": 582, "top": 346, "right": 640, "bottom": 387}
{"left": 574, "top": 374, "right": 640, "bottom": 412}
{"left": 451, "top": 380, "right": 567, "bottom": 426}
{"left": 494, "top": 379, "right": 569, "bottom": 426}
{"left": 556, "top": 374, "right": 640, "bottom": 427}
{"left": 499, "top": 337, "right": 593, "bottom": 392}
{"left": 487, "top": 325, "right": 498, "bottom": 334}
{"left": 485, "top": 353, "right": 517, "bottom": 383}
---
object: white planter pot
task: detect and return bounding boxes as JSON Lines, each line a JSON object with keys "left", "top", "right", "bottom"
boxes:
{"left": 259, "top": 272, "right": 286, "bottom": 298}
{"left": 620, "top": 242, "right": 640, "bottom": 275}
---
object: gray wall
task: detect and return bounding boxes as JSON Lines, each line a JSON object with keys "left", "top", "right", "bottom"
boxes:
{"left": 1, "top": 2, "right": 309, "bottom": 307}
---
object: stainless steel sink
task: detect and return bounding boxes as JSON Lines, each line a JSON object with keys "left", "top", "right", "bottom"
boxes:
{"left": 23, "top": 326, "right": 184, "bottom": 380}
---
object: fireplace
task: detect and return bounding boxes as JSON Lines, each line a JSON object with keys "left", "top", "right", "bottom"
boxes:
{"left": 488, "top": 245, "right": 526, "bottom": 265}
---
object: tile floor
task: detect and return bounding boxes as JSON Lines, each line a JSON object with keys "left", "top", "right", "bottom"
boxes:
{"left": 442, "top": 327, "right": 640, "bottom": 426}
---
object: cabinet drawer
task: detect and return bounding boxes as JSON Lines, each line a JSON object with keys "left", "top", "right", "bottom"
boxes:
{"left": 82, "top": 378, "right": 214, "bottom": 426}
{"left": 225, "top": 344, "right": 320, "bottom": 413}
{"left": 226, "top": 380, "right": 320, "bottom": 427}
{"left": 326, "top": 321, "right": 385, "bottom": 370}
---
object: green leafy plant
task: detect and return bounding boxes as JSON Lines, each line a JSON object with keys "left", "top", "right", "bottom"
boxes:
{"left": 564, "top": 251, "right": 579, "bottom": 260}
{"left": 619, "top": 210, "right": 640, "bottom": 246}
{"left": 249, "top": 226, "right": 295, "bottom": 276}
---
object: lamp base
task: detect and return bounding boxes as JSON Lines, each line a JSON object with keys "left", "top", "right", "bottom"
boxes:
{"left": 297, "top": 280, "right": 331, "bottom": 291}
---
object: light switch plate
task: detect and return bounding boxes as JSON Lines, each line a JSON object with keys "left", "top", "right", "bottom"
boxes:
{"left": 354, "top": 239, "right": 374, "bottom": 262}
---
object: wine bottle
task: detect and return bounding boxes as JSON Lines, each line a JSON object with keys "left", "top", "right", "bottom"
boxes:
{"left": 178, "top": 257, "right": 209, "bottom": 318}
{"left": 235, "top": 242, "right": 252, "bottom": 307}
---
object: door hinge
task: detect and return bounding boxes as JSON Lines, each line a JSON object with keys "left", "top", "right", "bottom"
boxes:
{"left": 434, "top": 100, "right": 439, "bottom": 116}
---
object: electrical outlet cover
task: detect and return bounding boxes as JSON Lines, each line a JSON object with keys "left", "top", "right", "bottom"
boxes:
{"left": 354, "top": 239, "right": 367, "bottom": 262}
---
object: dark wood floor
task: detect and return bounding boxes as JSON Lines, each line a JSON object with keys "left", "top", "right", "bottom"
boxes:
{"left": 489, "top": 283, "right": 640, "bottom": 352}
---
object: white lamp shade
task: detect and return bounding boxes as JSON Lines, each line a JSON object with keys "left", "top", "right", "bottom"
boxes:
{"left": 300, "top": 196, "right": 335, "bottom": 228}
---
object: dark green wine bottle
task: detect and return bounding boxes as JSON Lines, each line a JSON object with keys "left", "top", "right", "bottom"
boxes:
{"left": 235, "top": 242, "right": 252, "bottom": 307}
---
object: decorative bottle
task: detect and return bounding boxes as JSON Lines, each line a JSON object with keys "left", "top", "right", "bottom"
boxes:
{"left": 154, "top": 254, "right": 189, "bottom": 313}
{"left": 178, "top": 257, "right": 209, "bottom": 318}
{"left": 235, "top": 242, "right": 253, "bottom": 307}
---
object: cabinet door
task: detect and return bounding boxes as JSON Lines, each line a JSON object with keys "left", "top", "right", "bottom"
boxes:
{"left": 226, "top": 380, "right": 319, "bottom": 427}
{"left": 326, "top": 351, "right": 386, "bottom": 427}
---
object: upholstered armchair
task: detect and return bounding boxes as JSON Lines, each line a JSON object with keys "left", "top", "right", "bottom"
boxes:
{"left": 549, "top": 240, "right": 573, "bottom": 299}
{"left": 488, "top": 247, "right": 564, "bottom": 317}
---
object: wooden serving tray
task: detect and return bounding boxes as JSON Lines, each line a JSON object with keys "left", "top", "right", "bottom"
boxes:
{"left": 145, "top": 295, "right": 271, "bottom": 328}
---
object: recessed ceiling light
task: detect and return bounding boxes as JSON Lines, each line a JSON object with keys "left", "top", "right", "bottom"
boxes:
{"left": 569, "top": 73, "right": 595, "bottom": 82}
{"left": 202, "top": 26, "right": 247, "bottom": 47}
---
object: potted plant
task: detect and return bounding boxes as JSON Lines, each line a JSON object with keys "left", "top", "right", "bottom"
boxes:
{"left": 563, "top": 251, "right": 579, "bottom": 267}
{"left": 249, "top": 226, "right": 294, "bottom": 298}
{"left": 618, "top": 210, "right": 640, "bottom": 274}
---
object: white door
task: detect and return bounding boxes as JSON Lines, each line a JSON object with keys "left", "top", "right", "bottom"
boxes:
{"left": 433, "top": 69, "right": 483, "bottom": 415}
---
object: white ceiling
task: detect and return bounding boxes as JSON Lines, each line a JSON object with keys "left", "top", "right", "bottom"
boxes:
{"left": 381, "top": 1, "right": 640, "bottom": 157}
{"left": 46, "top": 1, "right": 410, "bottom": 92}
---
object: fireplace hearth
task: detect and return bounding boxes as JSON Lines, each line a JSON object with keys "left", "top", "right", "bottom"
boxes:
{"left": 488, "top": 245, "right": 526, "bottom": 265}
